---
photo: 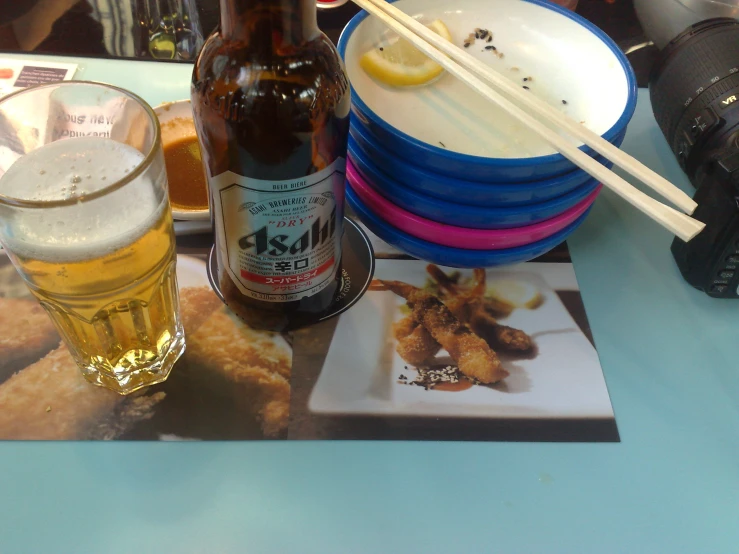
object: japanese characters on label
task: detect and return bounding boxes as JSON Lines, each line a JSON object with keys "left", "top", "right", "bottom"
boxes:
{"left": 210, "top": 159, "right": 346, "bottom": 302}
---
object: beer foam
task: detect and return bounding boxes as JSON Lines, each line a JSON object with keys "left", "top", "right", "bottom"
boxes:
{"left": 0, "top": 137, "right": 166, "bottom": 262}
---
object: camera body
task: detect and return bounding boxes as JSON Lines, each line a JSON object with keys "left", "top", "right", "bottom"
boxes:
{"left": 671, "top": 148, "right": 739, "bottom": 297}
{"left": 650, "top": 18, "right": 739, "bottom": 297}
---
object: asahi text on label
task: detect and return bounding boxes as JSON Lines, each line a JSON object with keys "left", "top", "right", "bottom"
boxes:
{"left": 209, "top": 159, "right": 345, "bottom": 303}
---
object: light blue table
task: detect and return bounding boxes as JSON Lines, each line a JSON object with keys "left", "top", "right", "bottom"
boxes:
{"left": 0, "top": 54, "right": 736, "bottom": 554}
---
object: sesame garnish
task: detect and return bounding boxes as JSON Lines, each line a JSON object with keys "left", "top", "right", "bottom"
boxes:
{"left": 399, "top": 365, "right": 467, "bottom": 390}
{"left": 523, "top": 77, "right": 528, "bottom": 82}
{"left": 485, "top": 45, "right": 496, "bottom": 51}
{"left": 487, "top": 35, "right": 493, "bottom": 43}
{"left": 522, "top": 85, "right": 530, "bottom": 90}
{"left": 510, "top": 67, "right": 520, "bottom": 71}
{"left": 561, "top": 99, "right": 568, "bottom": 105}
{"left": 379, "top": 47, "right": 383, "bottom": 51}
{"left": 439, "top": 141, "right": 446, "bottom": 147}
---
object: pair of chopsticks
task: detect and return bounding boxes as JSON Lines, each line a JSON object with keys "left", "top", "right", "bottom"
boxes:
{"left": 350, "top": 0, "right": 705, "bottom": 242}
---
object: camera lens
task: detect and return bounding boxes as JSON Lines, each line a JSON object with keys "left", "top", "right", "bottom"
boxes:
{"left": 650, "top": 18, "right": 739, "bottom": 180}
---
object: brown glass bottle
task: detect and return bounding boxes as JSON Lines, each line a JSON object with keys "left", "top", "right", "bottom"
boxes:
{"left": 191, "top": 0, "right": 350, "bottom": 331}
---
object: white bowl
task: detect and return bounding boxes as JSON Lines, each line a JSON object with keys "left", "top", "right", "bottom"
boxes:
{"left": 339, "top": 0, "right": 637, "bottom": 181}
{"left": 154, "top": 99, "right": 209, "bottom": 221}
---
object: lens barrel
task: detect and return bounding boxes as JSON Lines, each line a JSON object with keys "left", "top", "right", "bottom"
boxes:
{"left": 650, "top": 18, "right": 739, "bottom": 179}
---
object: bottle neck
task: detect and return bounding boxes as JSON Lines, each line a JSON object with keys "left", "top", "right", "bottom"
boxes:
{"left": 219, "top": 0, "right": 319, "bottom": 47}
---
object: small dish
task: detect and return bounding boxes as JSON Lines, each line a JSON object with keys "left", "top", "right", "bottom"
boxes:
{"left": 347, "top": 160, "right": 601, "bottom": 249}
{"left": 350, "top": 118, "right": 622, "bottom": 205}
{"left": 154, "top": 99, "right": 209, "bottom": 221}
{"left": 346, "top": 185, "right": 590, "bottom": 267}
{"left": 348, "top": 137, "right": 600, "bottom": 229}
{"left": 339, "top": 0, "right": 637, "bottom": 181}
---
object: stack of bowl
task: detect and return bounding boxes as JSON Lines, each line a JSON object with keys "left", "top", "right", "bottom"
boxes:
{"left": 338, "top": 0, "right": 637, "bottom": 267}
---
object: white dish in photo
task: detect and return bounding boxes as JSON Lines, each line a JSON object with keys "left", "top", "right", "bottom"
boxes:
{"left": 309, "top": 261, "right": 614, "bottom": 419}
{"left": 176, "top": 254, "right": 211, "bottom": 289}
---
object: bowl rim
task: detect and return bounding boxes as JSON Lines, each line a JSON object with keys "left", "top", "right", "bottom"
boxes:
{"left": 348, "top": 136, "right": 600, "bottom": 221}
{"left": 346, "top": 185, "right": 591, "bottom": 265}
{"left": 338, "top": 0, "right": 638, "bottom": 169}
{"left": 347, "top": 159, "right": 601, "bottom": 249}
{"left": 349, "top": 118, "right": 617, "bottom": 192}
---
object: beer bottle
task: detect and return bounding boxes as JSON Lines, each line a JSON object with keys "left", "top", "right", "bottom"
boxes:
{"left": 191, "top": 0, "right": 350, "bottom": 331}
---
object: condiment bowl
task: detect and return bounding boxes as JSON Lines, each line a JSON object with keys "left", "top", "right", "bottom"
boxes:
{"left": 154, "top": 99, "right": 210, "bottom": 221}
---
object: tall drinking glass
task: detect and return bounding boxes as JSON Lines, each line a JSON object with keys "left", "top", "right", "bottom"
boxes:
{"left": 0, "top": 81, "right": 184, "bottom": 394}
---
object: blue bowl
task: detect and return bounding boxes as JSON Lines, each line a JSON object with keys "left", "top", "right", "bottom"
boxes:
{"left": 350, "top": 119, "right": 625, "bottom": 207}
{"left": 339, "top": 0, "right": 638, "bottom": 182}
{"left": 348, "top": 136, "right": 600, "bottom": 229}
{"left": 347, "top": 185, "right": 591, "bottom": 268}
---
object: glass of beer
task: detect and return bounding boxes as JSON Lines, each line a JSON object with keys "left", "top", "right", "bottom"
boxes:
{"left": 0, "top": 81, "right": 184, "bottom": 394}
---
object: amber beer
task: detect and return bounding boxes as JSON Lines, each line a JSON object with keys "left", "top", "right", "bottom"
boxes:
{"left": 0, "top": 82, "right": 184, "bottom": 395}
{"left": 191, "top": 0, "right": 350, "bottom": 330}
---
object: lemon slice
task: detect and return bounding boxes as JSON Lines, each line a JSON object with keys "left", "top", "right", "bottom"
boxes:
{"left": 487, "top": 280, "right": 544, "bottom": 310}
{"left": 359, "top": 19, "right": 452, "bottom": 87}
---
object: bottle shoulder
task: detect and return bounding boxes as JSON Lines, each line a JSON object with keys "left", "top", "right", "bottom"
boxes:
{"left": 193, "top": 32, "right": 345, "bottom": 86}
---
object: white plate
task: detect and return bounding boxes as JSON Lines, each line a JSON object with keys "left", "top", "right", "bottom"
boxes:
{"left": 176, "top": 254, "right": 210, "bottom": 289}
{"left": 309, "top": 260, "right": 614, "bottom": 419}
{"left": 343, "top": 0, "right": 631, "bottom": 158}
{"left": 154, "top": 99, "right": 210, "bottom": 222}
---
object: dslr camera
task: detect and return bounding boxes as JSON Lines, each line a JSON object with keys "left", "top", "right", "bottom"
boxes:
{"left": 651, "top": 18, "right": 739, "bottom": 298}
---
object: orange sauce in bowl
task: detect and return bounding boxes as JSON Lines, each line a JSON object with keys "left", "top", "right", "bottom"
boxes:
{"left": 163, "top": 134, "right": 209, "bottom": 211}
{"left": 160, "top": 115, "right": 208, "bottom": 212}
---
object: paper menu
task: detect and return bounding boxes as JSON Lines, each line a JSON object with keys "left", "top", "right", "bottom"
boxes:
{"left": 0, "top": 59, "right": 77, "bottom": 98}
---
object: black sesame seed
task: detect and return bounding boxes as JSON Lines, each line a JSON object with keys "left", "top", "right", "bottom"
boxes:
{"left": 523, "top": 85, "right": 530, "bottom": 90}
{"left": 562, "top": 99, "right": 568, "bottom": 105}
{"left": 379, "top": 47, "right": 383, "bottom": 51}
{"left": 487, "top": 35, "right": 493, "bottom": 43}
{"left": 475, "top": 32, "right": 480, "bottom": 39}
{"left": 464, "top": 43, "right": 470, "bottom": 48}
{"left": 485, "top": 45, "right": 495, "bottom": 51}
{"left": 523, "top": 77, "right": 528, "bottom": 82}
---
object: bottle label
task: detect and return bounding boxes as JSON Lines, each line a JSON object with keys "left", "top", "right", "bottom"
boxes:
{"left": 209, "top": 158, "right": 345, "bottom": 303}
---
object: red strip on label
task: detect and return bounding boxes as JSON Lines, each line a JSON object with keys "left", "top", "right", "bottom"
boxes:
{"left": 241, "top": 257, "right": 335, "bottom": 285}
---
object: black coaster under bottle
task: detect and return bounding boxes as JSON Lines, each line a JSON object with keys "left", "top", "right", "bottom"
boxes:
{"left": 207, "top": 217, "right": 375, "bottom": 331}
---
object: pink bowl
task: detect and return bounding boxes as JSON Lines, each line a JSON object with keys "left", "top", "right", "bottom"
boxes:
{"left": 347, "top": 160, "right": 601, "bottom": 250}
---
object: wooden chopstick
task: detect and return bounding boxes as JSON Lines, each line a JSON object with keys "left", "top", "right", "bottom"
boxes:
{"left": 351, "top": 0, "right": 705, "bottom": 241}
{"left": 360, "top": 0, "right": 697, "bottom": 216}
